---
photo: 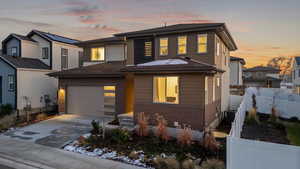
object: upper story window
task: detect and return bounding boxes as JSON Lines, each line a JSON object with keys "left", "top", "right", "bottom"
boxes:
{"left": 42, "top": 47, "right": 49, "bottom": 59}
{"left": 159, "top": 38, "right": 168, "bottom": 56}
{"left": 216, "top": 41, "right": 220, "bottom": 56}
{"left": 178, "top": 36, "right": 187, "bottom": 55}
{"left": 144, "top": 41, "right": 152, "bottom": 57}
{"left": 91, "top": 47, "right": 105, "bottom": 61}
{"left": 153, "top": 76, "right": 179, "bottom": 104}
{"left": 197, "top": 34, "right": 207, "bottom": 53}
{"left": 8, "top": 75, "right": 15, "bottom": 91}
{"left": 9, "top": 47, "right": 18, "bottom": 57}
{"left": 61, "top": 48, "right": 68, "bottom": 70}
{"left": 205, "top": 76, "right": 208, "bottom": 105}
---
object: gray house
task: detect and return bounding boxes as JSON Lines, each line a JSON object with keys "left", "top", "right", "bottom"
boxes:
{"left": 0, "top": 57, "right": 16, "bottom": 107}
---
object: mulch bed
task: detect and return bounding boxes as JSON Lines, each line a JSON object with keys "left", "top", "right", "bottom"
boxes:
{"left": 241, "top": 113, "right": 290, "bottom": 144}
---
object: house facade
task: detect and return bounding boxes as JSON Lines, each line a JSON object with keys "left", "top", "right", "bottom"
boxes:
{"left": 292, "top": 57, "right": 300, "bottom": 94}
{"left": 230, "top": 56, "right": 245, "bottom": 86}
{"left": 49, "top": 23, "right": 237, "bottom": 131}
{"left": 244, "top": 66, "right": 282, "bottom": 88}
{"left": 0, "top": 31, "right": 82, "bottom": 114}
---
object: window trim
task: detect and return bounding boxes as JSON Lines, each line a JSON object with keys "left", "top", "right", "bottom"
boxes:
{"left": 159, "top": 38, "right": 168, "bottom": 56}
{"left": 197, "top": 34, "right": 208, "bottom": 54}
{"left": 11, "top": 47, "right": 18, "bottom": 56}
{"left": 42, "top": 47, "right": 49, "bottom": 59}
{"left": 91, "top": 47, "right": 105, "bottom": 61}
{"left": 177, "top": 36, "right": 187, "bottom": 55}
{"left": 152, "top": 76, "right": 180, "bottom": 104}
{"left": 8, "top": 75, "right": 15, "bottom": 92}
{"left": 61, "top": 48, "right": 68, "bottom": 70}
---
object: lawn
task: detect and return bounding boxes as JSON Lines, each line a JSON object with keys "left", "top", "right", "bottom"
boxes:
{"left": 284, "top": 122, "right": 300, "bottom": 146}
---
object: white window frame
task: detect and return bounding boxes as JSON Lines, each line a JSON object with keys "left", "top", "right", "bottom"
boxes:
{"left": 153, "top": 76, "right": 179, "bottom": 104}
{"left": 42, "top": 47, "right": 49, "bottom": 59}
{"left": 216, "top": 41, "right": 220, "bottom": 56}
{"left": 212, "top": 77, "right": 215, "bottom": 102}
{"left": 11, "top": 47, "right": 17, "bottom": 56}
{"left": 197, "top": 34, "right": 208, "bottom": 53}
{"left": 159, "top": 38, "right": 168, "bottom": 56}
{"left": 61, "top": 48, "right": 68, "bottom": 70}
{"left": 177, "top": 36, "right": 187, "bottom": 55}
{"left": 8, "top": 75, "right": 15, "bottom": 91}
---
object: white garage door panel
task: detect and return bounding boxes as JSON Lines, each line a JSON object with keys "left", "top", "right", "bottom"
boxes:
{"left": 67, "top": 86, "right": 104, "bottom": 116}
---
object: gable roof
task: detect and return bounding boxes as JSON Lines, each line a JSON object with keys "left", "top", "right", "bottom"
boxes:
{"left": 28, "top": 30, "right": 80, "bottom": 45}
{"left": 76, "top": 36, "right": 124, "bottom": 46}
{"left": 295, "top": 56, "right": 300, "bottom": 65}
{"left": 115, "top": 23, "right": 237, "bottom": 51}
{"left": 2, "top": 33, "right": 37, "bottom": 45}
{"left": 0, "top": 55, "right": 50, "bottom": 70}
{"left": 121, "top": 56, "right": 224, "bottom": 74}
{"left": 230, "top": 56, "right": 245, "bottom": 65}
{"left": 48, "top": 61, "right": 126, "bottom": 78}
{"left": 244, "top": 66, "right": 280, "bottom": 72}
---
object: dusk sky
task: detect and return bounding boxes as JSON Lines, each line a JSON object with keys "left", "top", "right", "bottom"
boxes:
{"left": 0, "top": 0, "right": 299, "bottom": 67}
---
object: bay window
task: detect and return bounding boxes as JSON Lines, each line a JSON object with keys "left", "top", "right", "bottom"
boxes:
{"left": 153, "top": 76, "right": 179, "bottom": 104}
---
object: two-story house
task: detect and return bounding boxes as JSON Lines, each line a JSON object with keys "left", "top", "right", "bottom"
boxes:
{"left": 292, "top": 57, "right": 300, "bottom": 94}
{"left": 243, "top": 66, "right": 282, "bottom": 88}
{"left": 230, "top": 56, "right": 245, "bottom": 86}
{"left": 49, "top": 23, "right": 237, "bottom": 131}
{"left": 0, "top": 30, "right": 82, "bottom": 115}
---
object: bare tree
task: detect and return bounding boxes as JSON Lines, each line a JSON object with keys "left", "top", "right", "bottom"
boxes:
{"left": 267, "top": 56, "right": 293, "bottom": 75}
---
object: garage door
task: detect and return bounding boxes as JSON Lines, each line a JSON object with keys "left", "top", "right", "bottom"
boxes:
{"left": 67, "top": 86, "right": 104, "bottom": 117}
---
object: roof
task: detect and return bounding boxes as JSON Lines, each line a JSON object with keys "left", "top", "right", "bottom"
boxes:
{"left": 115, "top": 23, "right": 237, "bottom": 51}
{"left": 76, "top": 37, "right": 124, "bottom": 46}
{"left": 295, "top": 56, "right": 300, "bottom": 65}
{"left": 11, "top": 33, "right": 36, "bottom": 42}
{"left": 28, "top": 30, "right": 80, "bottom": 45}
{"left": 121, "top": 57, "right": 224, "bottom": 74}
{"left": 0, "top": 55, "right": 50, "bottom": 70}
{"left": 244, "top": 66, "right": 280, "bottom": 72}
{"left": 48, "top": 61, "right": 126, "bottom": 78}
{"left": 230, "top": 56, "right": 245, "bottom": 65}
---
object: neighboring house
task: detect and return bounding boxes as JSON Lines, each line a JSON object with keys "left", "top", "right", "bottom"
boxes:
{"left": 0, "top": 31, "right": 82, "bottom": 114}
{"left": 292, "top": 56, "right": 300, "bottom": 94}
{"left": 49, "top": 23, "right": 237, "bottom": 131}
{"left": 244, "top": 66, "right": 282, "bottom": 88}
{"left": 230, "top": 56, "right": 245, "bottom": 86}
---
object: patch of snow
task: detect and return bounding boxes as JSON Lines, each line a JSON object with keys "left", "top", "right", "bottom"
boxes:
{"left": 137, "top": 59, "right": 188, "bottom": 66}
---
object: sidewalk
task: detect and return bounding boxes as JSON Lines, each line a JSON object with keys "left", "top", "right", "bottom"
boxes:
{"left": 0, "top": 137, "right": 142, "bottom": 169}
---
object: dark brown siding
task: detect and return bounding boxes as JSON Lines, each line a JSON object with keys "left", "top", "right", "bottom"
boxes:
{"left": 133, "top": 74, "right": 206, "bottom": 130}
{"left": 59, "top": 78, "right": 126, "bottom": 115}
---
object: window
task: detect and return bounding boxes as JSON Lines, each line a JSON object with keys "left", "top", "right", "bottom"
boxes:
{"left": 212, "top": 78, "right": 215, "bottom": 102}
{"left": 205, "top": 77, "right": 208, "bottom": 105}
{"left": 91, "top": 47, "right": 105, "bottom": 61}
{"left": 144, "top": 41, "right": 152, "bottom": 57}
{"left": 217, "top": 77, "right": 220, "bottom": 87}
{"left": 197, "top": 34, "right": 207, "bottom": 53}
{"left": 8, "top": 75, "right": 15, "bottom": 91}
{"left": 61, "top": 48, "right": 68, "bottom": 70}
{"left": 10, "top": 47, "right": 17, "bottom": 56}
{"left": 104, "top": 86, "right": 116, "bottom": 97}
{"left": 42, "top": 47, "right": 49, "bottom": 59}
{"left": 153, "top": 76, "right": 179, "bottom": 104}
{"left": 178, "top": 36, "right": 187, "bottom": 55}
{"left": 216, "top": 41, "right": 220, "bottom": 56}
{"left": 159, "top": 38, "right": 168, "bottom": 56}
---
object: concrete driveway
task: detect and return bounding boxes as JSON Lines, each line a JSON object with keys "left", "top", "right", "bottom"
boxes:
{"left": 1, "top": 114, "right": 113, "bottom": 148}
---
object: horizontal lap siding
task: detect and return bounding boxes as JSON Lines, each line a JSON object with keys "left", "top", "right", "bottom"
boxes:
{"left": 134, "top": 74, "right": 205, "bottom": 130}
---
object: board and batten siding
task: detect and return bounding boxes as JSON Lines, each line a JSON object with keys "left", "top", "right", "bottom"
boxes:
{"left": 5, "top": 38, "right": 20, "bottom": 56}
{"left": 17, "top": 69, "right": 58, "bottom": 110}
{"left": 21, "top": 40, "right": 39, "bottom": 59}
{"left": 0, "top": 59, "right": 16, "bottom": 108}
{"left": 134, "top": 74, "right": 206, "bottom": 130}
{"left": 230, "top": 61, "right": 243, "bottom": 86}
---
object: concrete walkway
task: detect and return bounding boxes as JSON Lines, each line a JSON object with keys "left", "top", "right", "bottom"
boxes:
{"left": 0, "top": 137, "right": 142, "bottom": 169}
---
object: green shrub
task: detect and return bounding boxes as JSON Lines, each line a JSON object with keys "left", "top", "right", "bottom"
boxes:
{"left": 289, "top": 117, "right": 299, "bottom": 122}
{"left": 109, "top": 128, "right": 131, "bottom": 144}
{"left": 0, "top": 104, "right": 13, "bottom": 118}
{"left": 245, "top": 108, "right": 259, "bottom": 125}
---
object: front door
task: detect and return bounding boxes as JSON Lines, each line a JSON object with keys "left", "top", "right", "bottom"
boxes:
{"left": 0, "top": 76, "right": 2, "bottom": 105}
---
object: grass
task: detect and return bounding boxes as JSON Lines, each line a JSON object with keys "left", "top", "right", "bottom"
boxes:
{"left": 284, "top": 122, "right": 300, "bottom": 146}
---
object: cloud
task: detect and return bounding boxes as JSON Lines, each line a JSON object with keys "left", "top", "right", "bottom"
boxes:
{"left": 0, "top": 17, "right": 52, "bottom": 27}
{"left": 92, "top": 25, "right": 121, "bottom": 33}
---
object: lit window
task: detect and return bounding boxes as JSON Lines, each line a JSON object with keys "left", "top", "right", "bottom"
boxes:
{"left": 91, "top": 47, "right": 105, "bottom": 61}
{"left": 159, "top": 38, "right": 168, "bottom": 56}
{"left": 104, "top": 86, "right": 115, "bottom": 91}
{"left": 145, "top": 41, "right": 152, "bottom": 57}
{"left": 153, "top": 76, "right": 179, "bottom": 104}
{"left": 42, "top": 47, "right": 49, "bottom": 59}
{"left": 8, "top": 75, "right": 15, "bottom": 91}
{"left": 198, "top": 34, "right": 207, "bottom": 53}
{"left": 178, "top": 36, "right": 187, "bottom": 55}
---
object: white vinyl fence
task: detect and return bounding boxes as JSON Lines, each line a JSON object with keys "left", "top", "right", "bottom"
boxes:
{"left": 227, "top": 87, "right": 300, "bottom": 169}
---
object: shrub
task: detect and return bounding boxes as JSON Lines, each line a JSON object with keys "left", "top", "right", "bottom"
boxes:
{"left": 36, "top": 113, "right": 48, "bottom": 121}
{"left": 137, "top": 112, "right": 149, "bottom": 137}
{"left": 182, "top": 159, "right": 199, "bottom": 169}
{"left": 153, "top": 156, "right": 180, "bottom": 169}
{"left": 245, "top": 108, "right": 259, "bottom": 125}
{"left": 289, "top": 116, "right": 299, "bottom": 122}
{"left": 202, "top": 129, "right": 220, "bottom": 152}
{"left": 90, "top": 120, "right": 102, "bottom": 136}
{"left": 110, "top": 128, "right": 131, "bottom": 144}
{"left": 200, "top": 159, "right": 225, "bottom": 169}
{"left": 269, "top": 107, "right": 279, "bottom": 123}
{"left": 0, "top": 104, "right": 13, "bottom": 118}
{"left": 177, "top": 124, "right": 193, "bottom": 146}
{"left": 155, "top": 113, "right": 169, "bottom": 142}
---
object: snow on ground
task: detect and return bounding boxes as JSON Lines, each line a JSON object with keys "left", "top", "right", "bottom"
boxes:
{"left": 137, "top": 59, "right": 188, "bottom": 66}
